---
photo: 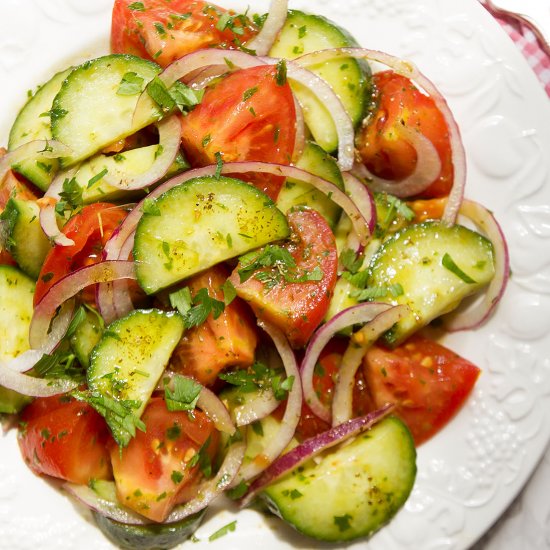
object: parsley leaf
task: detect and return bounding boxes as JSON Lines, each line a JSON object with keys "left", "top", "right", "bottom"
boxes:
{"left": 182, "top": 287, "right": 225, "bottom": 328}
{"left": 164, "top": 375, "right": 202, "bottom": 412}
{"left": 55, "top": 176, "right": 83, "bottom": 216}
{"left": 218, "top": 362, "right": 293, "bottom": 400}
{"left": 117, "top": 72, "right": 145, "bottom": 96}
{"left": 208, "top": 520, "right": 237, "bottom": 542}
{"left": 73, "top": 390, "right": 145, "bottom": 447}
{"left": 275, "top": 59, "right": 287, "bottom": 86}
{"left": 442, "top": 253, "right": 477, "bottom": 284}
{"left": 237, "top": 245, "right": 296, "bottom": 283}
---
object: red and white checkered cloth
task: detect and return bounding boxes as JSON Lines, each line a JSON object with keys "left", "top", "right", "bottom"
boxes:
{"left": 482, "top": 2, "right": 550, "bottom": 97}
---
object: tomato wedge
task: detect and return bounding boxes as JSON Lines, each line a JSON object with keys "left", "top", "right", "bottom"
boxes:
{"left": 109, "top": 397, "right": 219, "bottom": 522}
{"left": 362, "top": 334, "right": 480, "bottom": 445}
{"left": 0, "top": 169, "right": 38, "bottom": 208}
{"left": 170, "top": 265, "right": 258, "bottom": 386}
{"left": 34, "top": 203, "right": 127, "bottom": 305}
{"left": 18, "top": 396, "right": 113, "bottom": 484}
{"left": 230, "top": 208, "right": 338, "bottom": 348}
{"left": 356, "top": 70, "right": 453, "bottom": 199}
{"left": 180, "top": 65, "right": 296, "bottom": 200}
{"left": 111, "top": 0, "right": 257, "bottom": 68}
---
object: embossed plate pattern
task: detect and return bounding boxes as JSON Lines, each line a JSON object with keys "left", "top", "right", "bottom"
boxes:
{"left": 1, "top": 0, "right": 550, "bottom": 548}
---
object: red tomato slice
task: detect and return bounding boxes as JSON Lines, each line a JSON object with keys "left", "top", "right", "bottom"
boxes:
{"left": 356, "top": 70, "right": 453, "bottom": 199}
{"left": 230, "top": 208, "right": 338, "bottom": 348}
{"left": 170, "top": 265, "right": 258, "bottom": 386}
{"left": 0, "top": 169, "right": 38, "bottom": 209}
{"left": 18, "top": 396, "right": 113, "bottom": 484}
{"left": 34, "top": 203, "right": 127, "bottom": 305}
{"left": 111, "top": 0, "right": 257, "bottom": 68}
{"left": 109, "top": 397, "right": 219, "bottom": 522}
{"left": 362, "top": 334, "right": 480, "bottom": 445}
{"left": 180, "top": 65, "right": 296, "bottom": 200}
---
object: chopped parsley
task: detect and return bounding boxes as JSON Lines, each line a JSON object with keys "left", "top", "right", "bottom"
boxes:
{"left": 169, "top": 286, "right": 225, "bottom": 329}
{"left": 117, "top": 71, "right": 145, "bottom": 96}
{"left": 164, "top": 374, "right": 202, "bottom": 412}
{"left": 219, "top": 361, "right": 294, "bottom": 401}
{"left": 208, "top": 520, "right": 237, "bottom": 542}
{"left": 442, "top": 253, "right": 477, "bottom": 284}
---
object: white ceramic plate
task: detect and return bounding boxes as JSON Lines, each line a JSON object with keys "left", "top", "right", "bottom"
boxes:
{"left": 1, "top": 0, "right": 550, "bottom": 549}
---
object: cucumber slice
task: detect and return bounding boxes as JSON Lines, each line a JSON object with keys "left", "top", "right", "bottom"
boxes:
{"left": 269, "top": 10, "right": 369, "bottom": 153}
{"left": 73, "top": 146, "right": 189, "bottom": 204}
{"left": 1, "top": 198, "right": 52, "bottom": 279}
{"left": 70, "top": 307, "right": 104, "bottom": 368}
{"left": 0, "top": 265, "right": 35, "bottom": 413}
{"left": 87, "top": 309, "right": 184, "bottom": 445}
{"left": 133, "top": 176, "right": 290, "bottom": 294}
{"left": 276, "top": 140, "right": 343, "bottom": 227}
{"left": 94, "top": 510, "right": 205, "bottom": 550}
{"left": 367, "top": 221, "right": 496, "bottom": 345}
{"left": 8, "top": 68, "right": 72, "bottom": 190}
{"left": 89, "top": 480, "right": 205, "bottom": 550}
{"left": 261, "top": 416, "right": 416, "bottom": 542}
{"left": 52, "top": 55, "right": 161, "bottom": 166}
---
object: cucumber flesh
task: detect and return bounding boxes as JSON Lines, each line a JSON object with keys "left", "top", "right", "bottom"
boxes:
{"left": 0, "top": 265, "right": 35, "bottom": 413}
{"left": 270, "top": 10, "right": 369, "bottom": 153}
{"left": 52, "top": 55, "right": 161, "bottom": 166}
{"left": 74, "top": 146, "right": 189, "bottom": 204}
{"left": 276, "top": 140, "right": 343, "bottom": 227}
{"left": 8, "top": 68, "right": 72, "bottom": 190}
{"left": 261, "top": 416, "right": 416, "bottom": 542}
{"left": 1, "top": 198, "right": 52, "bottom": 279}
{"left": 367, "top": 221, "right": 496, "bottom": 345}
{"left": 70, "top": 307, "right": 104, "bottom": 369}
{"left": 133, "top": 176, "right": 290, "bottom": 295}
{"left": 87, "top": 309, "right": 184, "bottom": 445}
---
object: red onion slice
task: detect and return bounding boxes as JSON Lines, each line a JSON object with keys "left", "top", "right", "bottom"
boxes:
{"left": 342, "top": 172, "right": 376, "bottom": 236}
{"left": 0, "top": 357, "right": 78, "bottom": 397}
{"left": 331, "top": 305, "right": 409, "bottom": 427}
{"left": 30, "top": 260, "right": 136, "bottom": 351}
{"left": 245, "top": 0, "right": 288, "bottom": 56}
{"left": 104, "top": 162, "right": 370, "bottom": 266}
{"left": 291, "top": 94, "right": 306, "bottom": 162}
{"left": 232, "top": 389, "right": 280, "bottom": 427}
{"left": 102, "top": 116, "right": 181, "bottom": 191}
{"left": 65, "top": 439, "right": 246, "bottom": 525}
{"left": 6, "top": 349, "right": 46, "bottom": 373}
{"left": 97, "top": 232, "right": 136, "bottom": 324}
{"left": 296, "top": 47, "right": 466, "bottom": 221}
{"left": 261, "top": 58, "right": 354, "bottom": 171}
{"left": 240, "top": 404, "right": 394, "bottom": 507}
{"left": 38, "top": 166, "right": 80, "bottom": 247}
{"left": 300, "top": 302, "right": 393, "bottom": 423}
{"left": 0, "top": 140, "right": 72, "bottom": 184}
{"left": 133, "top": 49, "right": 266, "bottom": 124}
{"left": 232, "top": 320, "right": 302, "bottom": 484}
{"left": 443, "top": 199, "right": 510, "bottom": 331}
{"left": 356, "top": 127, "right": 442, "bottom": 198}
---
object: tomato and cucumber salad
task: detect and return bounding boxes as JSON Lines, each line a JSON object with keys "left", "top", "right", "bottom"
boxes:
{"left": 0, "top": 0, "right": 509, "bottom": 547}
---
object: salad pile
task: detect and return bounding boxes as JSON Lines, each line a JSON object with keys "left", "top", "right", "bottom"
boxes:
{"left": 0, "top": 0, "right": 510, "bottom": 547}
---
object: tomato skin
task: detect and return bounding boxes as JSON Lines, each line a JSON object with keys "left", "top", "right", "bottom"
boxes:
{"left": 170, "top": 265, "right": 258, "bottom": 386}
{"left": 111, "top": 0, "right": 257, "bottom": 68}
{"left": 180, "top": 65, "right": 296, "bottom": 200}
{"left": 362, "top": 335, "right": 480, "bottom": 445}
{"left": 34, "top": 203, "right": 127, "bottom": 305}
{"left": 357, "top": 70, "right": 453, "bottom": 199}
{"left": 109, "top": 397, "right": 219, "bottom": 522}
{"left": 0, "top": 170, "right": 38, "bottom": 209}
{"left": 230, "top": 209, "right": 338, "bottom": 349}
{"left": 18, "top": 396, "right": 113, "bottom": 484}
